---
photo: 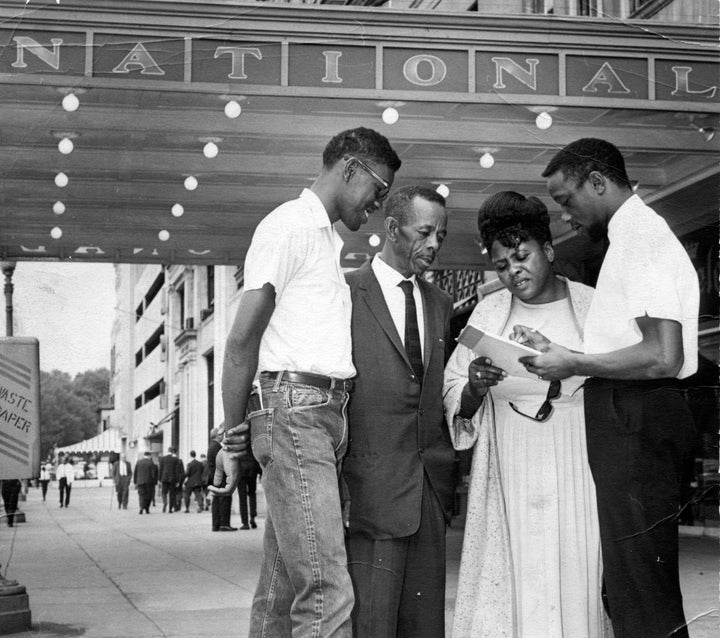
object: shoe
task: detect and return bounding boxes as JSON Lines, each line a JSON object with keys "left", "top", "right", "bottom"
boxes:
{"left": 212, "top": 527, "right": 220, "bottom": 532}
{"left": 162, "top": 504, "right": 167, "bottom": 513}
{"left": 240, "top": 524, "right": 250, "bottom": 530}
{"left": 250, "top": 519, "right": 257, "bottom": 529}
{"left": 59, "top": 504, "right": 63, "bottom": 508}
{"left": 185, "top": 509, "right": 190, "bottom": 514}
{"left": 139, "top": 510, "right": 143, "bottom": 515}
{"left": 218, "top": 525, "right": 237, "bottom": 532}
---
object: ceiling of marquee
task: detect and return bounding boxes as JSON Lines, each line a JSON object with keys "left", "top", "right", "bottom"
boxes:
{"left": 0, "top": 81, "right": 718, "bottom": 272}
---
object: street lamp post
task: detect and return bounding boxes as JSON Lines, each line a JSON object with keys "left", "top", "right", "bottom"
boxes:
{"left": 1, "top": 260, "right": 17, "bottom": 337}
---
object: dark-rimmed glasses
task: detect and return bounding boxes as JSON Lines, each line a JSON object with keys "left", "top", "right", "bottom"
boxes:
{"left": 509, "top": 379, "right": 561, "bottom": 423}
{"left": 350, "top": 156, "right": 390, "bottom": 200}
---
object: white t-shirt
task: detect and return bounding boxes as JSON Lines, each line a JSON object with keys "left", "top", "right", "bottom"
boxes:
{"left": 244, "top": 189, "right": 355, "bottom": 379}
{"left": 583, "top": 195, "right": 699, "bottom": 379}
{"left": 371, "top": 254, "right": 426, "bottom": 362}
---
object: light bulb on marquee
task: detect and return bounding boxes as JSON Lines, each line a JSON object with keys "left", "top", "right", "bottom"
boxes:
{"left": 53, "top": 201, "right": 65, "bottom": 215}
{"left": 479, "top": 152, "right": 495, "bottom": 169}
{"left": 368, "top": 234, "right": 381, "bottom": 248}
{"left": 535, "top": 111, "right": 553, "bottom": 130}
{"left": 203, "top": 142, "right": 219, "bottom": 158}
{"left": 50, "top": 226, "right": 63, "bottom": 239}
{"left": 58, "top": 137, "right": 74, "bottom": 154}
{"left": 158, "top": 230, "right": 170, "bottom": 242}
{"left": 55, "top": 172, "right": 69, "bottom": 187}
{"left": 436, "top": 183, "right": 450, "bottom": 198}
{"left": 225, "top": 100, "right": 242, "bottom": 119}
{"left": 382, "top": 107, "right": 399, "bottom": 125}
{"left": 62, "top": 93, "right": 79, "bottom": 112}
{"left": 171, "top": 203, "right": 184, "bottom": 217}
{"left": 184, "top": 176, "right": 198, "bottom": 191}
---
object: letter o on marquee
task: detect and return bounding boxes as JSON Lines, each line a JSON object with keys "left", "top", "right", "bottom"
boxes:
{"left": 403, "top": 54, "right": 447, "bottom": 87}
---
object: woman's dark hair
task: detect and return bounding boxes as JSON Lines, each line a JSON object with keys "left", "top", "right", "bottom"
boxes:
{"left": 478, "top": 191, "right": 552, "bottom": 251}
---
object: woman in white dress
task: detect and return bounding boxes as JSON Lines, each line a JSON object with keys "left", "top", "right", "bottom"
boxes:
{"left": 444, "top": 191, "right": 608, "bottom": 638}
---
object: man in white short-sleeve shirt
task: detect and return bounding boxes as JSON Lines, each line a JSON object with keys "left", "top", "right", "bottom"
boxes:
{"left": 516, "top": 138, "right": 699, "bottom": 638}
{"left": 221, "top": 127, "right": 401, "bottom": 638}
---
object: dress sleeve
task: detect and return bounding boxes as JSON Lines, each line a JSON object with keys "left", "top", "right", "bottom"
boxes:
{"left": 443, "top": 341, "right": 484, "bottom": 450}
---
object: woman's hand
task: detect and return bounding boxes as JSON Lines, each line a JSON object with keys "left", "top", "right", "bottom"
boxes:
{"left": 467, "top": 356, "right": 506, "bottom": 398}
{"left": 510, "top": 325, "right": 551, "bottom": 352}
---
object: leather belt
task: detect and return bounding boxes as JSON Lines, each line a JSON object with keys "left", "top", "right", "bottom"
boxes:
{"left": 261, "top": 370, "right": 354, "bottom": 393}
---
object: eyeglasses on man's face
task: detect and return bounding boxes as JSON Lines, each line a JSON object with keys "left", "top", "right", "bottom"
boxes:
{"left": 509, "top": 379, "right": 561, "bottom": 423}
{"left": 349, "top": 156, "right": 390, "bottom": 201}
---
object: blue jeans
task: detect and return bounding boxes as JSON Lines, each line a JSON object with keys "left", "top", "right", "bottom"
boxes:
{"left": 248, "top": 373, "right": 354, "bottom": 638}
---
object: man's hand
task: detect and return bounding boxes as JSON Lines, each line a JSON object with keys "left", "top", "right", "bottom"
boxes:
{"left": 222, "top": 420, "right": 250, "bottom": 459}
{"left": 510, "top": 325, "right": 551, "bottom": 352}
{"left": 519, "top": 343, "right": 576, "bottom": 381}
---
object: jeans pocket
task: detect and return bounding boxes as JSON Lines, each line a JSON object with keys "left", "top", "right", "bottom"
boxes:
{"left": 248, "top": 408, "right": 274, "bottom": 469}
{"left": 287, "top": 384, "right": 330, "bottom": 410}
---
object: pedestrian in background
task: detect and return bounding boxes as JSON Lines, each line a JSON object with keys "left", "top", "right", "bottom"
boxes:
{"left": 237, "top": 442, "right": 261, "bottom": 530}
{"left": 200, "top": 453, "right": 210, "bottom": 511}
{"left": 112, "top": 453, "right": 132, "bottom": 510}
{"left": 158, "top": 446, "right": 184, "bottom": 513}
{"left": 1, "top": 479, "right": 22, "bottom": 527}
{"left": 56, "top": 457, "right": 74, "bottom": 508}
{"left": 207, "top": 428, "right": 235, "bottom": 532}
{"left": 39, "top": 461, "right": 52, "bottom": 501}
{"left": 183, "top": 450, "right": 205, "bottom": 513}
{"left": 134, "top": 451, "right": 158, "bottom": 515}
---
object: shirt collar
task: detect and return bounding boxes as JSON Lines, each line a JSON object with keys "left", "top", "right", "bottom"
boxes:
{"left": 371, "top": 253, "right": 417, "bottom": 288}
{"left": 608, "top": 194, "right": 642, "bottom": 242}
{"left": 299, "top": 188, "right": 333, "bottom": 229}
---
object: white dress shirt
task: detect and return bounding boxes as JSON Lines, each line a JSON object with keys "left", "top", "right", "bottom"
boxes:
{"left": 583, "top": 195, "right": 699, "bottom": 379}
{"left": 371, "top": 253, "right": 426, "bottom": 362}
{"left": 244, "top": 189, "right": 355, "bottom": 379}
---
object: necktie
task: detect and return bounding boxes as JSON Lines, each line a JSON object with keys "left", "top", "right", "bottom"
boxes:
{"left": 398, "top": 280, "right": 424, "bottom": 381}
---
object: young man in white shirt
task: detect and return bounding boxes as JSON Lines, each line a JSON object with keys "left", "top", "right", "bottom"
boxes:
{"left": 517, "top": 138, "right": 699, "bottom": 638}
{"left": 221, "top": 127, "right": 401, "bottom": 637}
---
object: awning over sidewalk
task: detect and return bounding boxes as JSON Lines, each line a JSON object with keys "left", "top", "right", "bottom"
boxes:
{"left": 55, "top": 428, "right": 124, "bottom": 455}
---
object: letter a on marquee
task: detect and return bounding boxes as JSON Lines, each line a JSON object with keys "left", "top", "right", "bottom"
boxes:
{"left": 113, "top": 43, "right": 165, "bottom": 75}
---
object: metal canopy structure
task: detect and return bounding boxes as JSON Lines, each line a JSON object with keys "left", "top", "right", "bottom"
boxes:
{"left": 0, "top": 1, "right": 717, "bottom": 273}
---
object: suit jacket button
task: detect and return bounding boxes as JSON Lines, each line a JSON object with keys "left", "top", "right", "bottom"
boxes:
{"left": 419, "top": 409, "right": 425, "bottom": 416}
{"left": 418, "top": 448, "right": 424, "bottom": 455}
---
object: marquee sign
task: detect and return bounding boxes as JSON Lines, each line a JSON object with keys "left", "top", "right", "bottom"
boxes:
{"left": 0, "top": 29, "right": 717, "bottom": 103}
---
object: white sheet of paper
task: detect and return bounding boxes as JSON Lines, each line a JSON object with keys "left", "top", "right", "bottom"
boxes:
{"left": 457, "top": 324, "right": 542, "bottom": 379}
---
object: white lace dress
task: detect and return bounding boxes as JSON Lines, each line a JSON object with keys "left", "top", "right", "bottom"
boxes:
{"left": 444, "top": 280, "right": 610, "bottom": 638}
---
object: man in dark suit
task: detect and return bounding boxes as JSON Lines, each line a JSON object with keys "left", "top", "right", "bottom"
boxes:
{"left": 111, "top": 453, "right": 132, "bottom": 510}
{"left": 343, "top": 185, "right": 456, "bottom": 638}
{"left": 158, "top": 446, "right": 184, "bottom": 513}
{"left": 207, "top": 428, "right": 235, "bottom": 531}
{"left": 182, "top": 450, "right": 204, "bottom": 513}
{"left": 133, "top": 451, "right": 158, "bottom": 515}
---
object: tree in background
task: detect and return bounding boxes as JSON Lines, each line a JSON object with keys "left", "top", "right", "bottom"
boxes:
{"left": 40, "top": 368, "right": 110, "bottom": 459}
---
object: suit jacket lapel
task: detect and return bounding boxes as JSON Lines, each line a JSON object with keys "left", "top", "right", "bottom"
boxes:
{"left": 418, "top": 279, "right": 440, "bottom": 376}
{"left": 357, "top": 262, "right": 411, "bottom": 367}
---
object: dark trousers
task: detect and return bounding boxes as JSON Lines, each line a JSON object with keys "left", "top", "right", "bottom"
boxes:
{"left": 584, "top": 377, "right": 694, "bottom": 638}
{"left": 40, "top": 480, "right": 49, "bottom": 500}
{"left": 58, "top": 478, "right": 71, "bottom": 507}
{"left": 2, "top": 480, "right": 21, "bottom": 527}
{"left": 161, "top": 481, "right": 178, "bottom": 512}
{"left": 116, "top": 481, "right": 130, "bottom": 509}
{"left": 211, "top": 492, "right": 232, "bottom": 530}
{"left": 184, "top": 485, "right": 203, "bottom": 511}
{"left": 137, "top": 485, "right": 153, "bottom": 513}
{"left": 237, "top": 475, "right": 258, "bottom": 525}
{"left": 346, "top": 477, "right": 447, "bottom": 638}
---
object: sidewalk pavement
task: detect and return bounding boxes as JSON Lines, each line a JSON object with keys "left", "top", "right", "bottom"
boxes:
{"left": 1, "top": 483, "right": 718, "bottom": 637}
